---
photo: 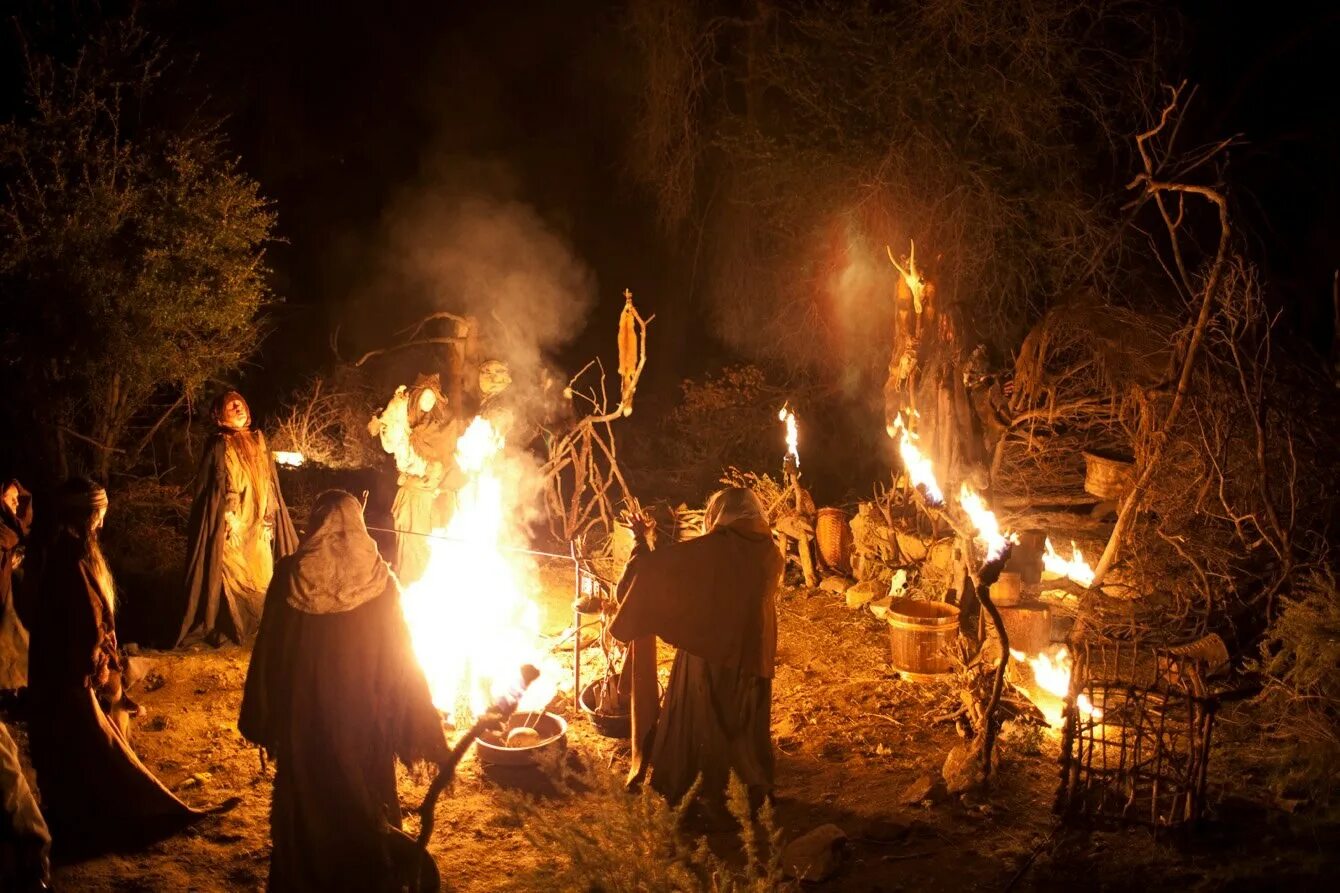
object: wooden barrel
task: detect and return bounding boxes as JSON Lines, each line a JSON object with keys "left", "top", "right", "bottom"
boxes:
{"left": 814, "top": 507, "right": 852, "bottom": 573}
{"left": 1082, "top": 451, "right": 1135, "bottom": 500}
{"left": 887, "top": 599, "right": 959, "bottom": 680}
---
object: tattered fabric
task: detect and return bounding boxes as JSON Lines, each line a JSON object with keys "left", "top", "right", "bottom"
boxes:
{"left": 239, "top": 491, "right": 446, "bottom": 892}
{"left": 25, "top": 532, "right": 202, "bottom": 854}
{"left": 610, "top": 488, "right": 782, "bottom": 803}
{"left": 178, "top": 428, "right": 298, "bottom": 647}
{"left": 0, "top": 482, "right": 32, "bottom": 690}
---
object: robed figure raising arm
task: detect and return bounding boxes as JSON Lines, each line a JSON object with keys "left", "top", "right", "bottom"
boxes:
{"left": 240, "top": 491, "right": 447, "bottom": 893}
{"left": 178, "top": 391, "right": 298, "bottom": 648}
{"left": 610, "top": 487, "right": 783, "bottom": 809}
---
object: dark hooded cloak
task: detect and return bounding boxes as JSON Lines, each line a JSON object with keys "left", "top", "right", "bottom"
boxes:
{"left": 610, "top": 488, "right": 782, "bottom": 805}
{"left": 239, "top": 491, "right": 447, "bottom": 893}
{"left": 25, "top": 481, "right": 203, "bottom": 855}
{"left": 178, "top": 394, "right": 298, "bottom": 648}
{"left": 0, "top": 480, "right": 32, "bottom": 690}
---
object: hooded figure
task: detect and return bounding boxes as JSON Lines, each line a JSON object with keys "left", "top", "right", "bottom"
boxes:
{"left": 0, "top": 480, "right": 33, "bottom": 690}
{"left": 610, "top": 487, "right": 783, "bottom": 809}
{"left": 240, "top": 490, "right": 448, "bottom": 892}
{"left": 369, "top": 375, "right": 463, "bottom": 586}
{"left": 24, "top": 478, "right": 204, "bottom": 856}
{"left": 178, "top": 391, "right": 298, "bottom": 647}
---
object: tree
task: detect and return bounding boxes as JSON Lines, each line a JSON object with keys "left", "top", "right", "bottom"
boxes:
{"left": 0, "top": 15, "right": 275, "bottom": 480}
{"left": 627, "top": 0, "right": 1163, "bottom": 381}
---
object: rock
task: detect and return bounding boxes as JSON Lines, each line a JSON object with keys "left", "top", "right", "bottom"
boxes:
{"left": 820, "top": 575, "right": 853, "bottom": 594}
{"left": 926, "top": 539, "right": 956, "bottom": 572}
{"left": 868, "top": 596, "right": 893, "bottom": 621}
{"left": 894, "top": 531, "right": 928, "bottom": 562}
{"left": 899, "top": 773, "right": 944, "bottom": 806}
{"left": 942, "top": 741, "right": 999, "bottom": 795}
{"left": 845, "top": 580, "right": 883, "bottom": 609}
{"left": 782, "top": 824, "right": 849, "bottom": 882}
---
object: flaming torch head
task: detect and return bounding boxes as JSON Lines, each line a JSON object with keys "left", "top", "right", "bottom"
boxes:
{"left": 778, "top": 405, "right": 800, "bottom": 471}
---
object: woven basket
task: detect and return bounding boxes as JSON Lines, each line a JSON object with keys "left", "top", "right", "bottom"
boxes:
{"left": 1082, "top": 451, "right": 1135, "bottom": 500}
{"left": 814, "top": 507, "right": 852, "bottom": 573}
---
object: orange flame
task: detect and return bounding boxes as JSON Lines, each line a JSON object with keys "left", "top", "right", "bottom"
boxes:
{"left": 778, "top": 405, "right": 799, "bottom": 467}
{"left": 1043, "top": 538, "right": 1095, "bottom": 587}
{"left": 890, "top": 413, "right": 943, "bottom": 504}
{"left": 1009, "top": 645, "right": 1103, "bottom": 727}
{"left": 400, "top": 416, "right": 558, "bottom": 724}
{"left": 959, "top": 484, "right": 1011, "bottom": 562}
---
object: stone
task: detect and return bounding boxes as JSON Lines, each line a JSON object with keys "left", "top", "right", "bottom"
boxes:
{"left": 782, "top": 824, "right": 849, "bottom": 882}
{"left": 820, "top": 575, "right": 854, "bottom": 594}
{"left": 898, "top": 773, "right": 944, "bottom": 806}
{"left": 846, "top": 580, "right": 883, "bottom": 609}
{"left": 925, "top": 539, "right": 956, "bottom": 572}
{"left": 942, "top": 741, "right": 999, "bottom": 795}
{"left": 868, "top": 596, "right": 893, "bottom": 621}
{"left": 894, "top": 530, "right": 928, "bottom": 562}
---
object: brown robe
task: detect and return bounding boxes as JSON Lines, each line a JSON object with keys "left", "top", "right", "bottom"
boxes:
{"left": 25, "top": 531, "right": 201, "bottom": 853}
{"left": 610, "top": 514, "right": 782, "bottom": 804}
{"left": 0, "top": 485, "right": 32, "bottom": 690}
{"left": 239, "top": 492, "right": 447, "bottom": 892}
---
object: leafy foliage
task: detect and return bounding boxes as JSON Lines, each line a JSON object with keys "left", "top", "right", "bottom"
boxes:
{"left": 659, "top": 365, "right": 787, "bottom": 498}
{"left": 0, "top": 15, "right": 275, "bottom": 477}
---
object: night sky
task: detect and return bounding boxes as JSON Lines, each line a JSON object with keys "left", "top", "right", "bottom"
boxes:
{"left": 7, "top": 0, "right": 1340, "bottom": 402}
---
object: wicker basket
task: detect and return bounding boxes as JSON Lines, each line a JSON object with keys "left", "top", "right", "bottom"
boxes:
{"left": 1082, "top": 451, "right": 1135, "bottom": 500}
{"left": 814, "top": 507, "right": 852, "bottom": 573}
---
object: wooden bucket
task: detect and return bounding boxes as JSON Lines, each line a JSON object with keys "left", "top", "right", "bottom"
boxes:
{"left": 814, "top": 507, "right": 852, "bottom": 573}
{"left": 887, "top": 599, "right": 959, "bottom": 680}
{"left": 1082, "top": 451, "right": 1135, "bottom": 500}
{"left": 999, "top": 604, "right": 1051, "bottom": 656}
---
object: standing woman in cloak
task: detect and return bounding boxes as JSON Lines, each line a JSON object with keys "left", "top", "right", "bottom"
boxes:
{"left": 610, "top": 487, "right": 783, "bottom": 811}
{"left": 25, "top": 478, "right": 204, "bottom": 854}
{"left": 1, "top": 480, "right": 33, "bottom": 691}
{"left": 239, "top": 490, "right": 448, "bottom": 892}
{"left": 178, "top": 391, "right": 298, "bottom": 647}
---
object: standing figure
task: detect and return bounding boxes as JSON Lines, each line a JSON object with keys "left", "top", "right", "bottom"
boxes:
{"left": 239, "top": 491, "right": 448, "bottom": 892}
{"left": 1, "top": 480, "right": 33, "bottom": 691}
{"left": 370, "top": 375, "right": 462, "bottom": 587}
{"left": 610, "top": 487, "right": 782, "bottom": 811}
{"left": 25, "top": 478, "right": 204, "bottom": 854}
{"left": 476, "top": 359, "right": 515, "bottom": 440}
{"left": 179, "top": 391, "right": 298, "bottom": 647}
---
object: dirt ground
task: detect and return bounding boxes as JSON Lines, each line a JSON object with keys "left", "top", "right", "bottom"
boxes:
{"left": 13, "top": 566, "right": 1339, "bottom": 892}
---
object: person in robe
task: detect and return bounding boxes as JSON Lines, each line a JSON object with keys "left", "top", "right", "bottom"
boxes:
{"left": 369, "top": 374, "right": 463, "bottom": 586}
{"left": 1, "top": 719, "right": 50, "bottom": 891}
{"left": 178, "top": 390, "right": 298, "bottom": 647}
{"left": 24, "top": 478, "right": 205, "bottom": 855}
{"left": 610, "top": 487, "right": 783, "bottom": 813}
{"left": 239, "top": 490, "right": 449, "bottom": 892}
{"left": 1, "top": 480, "right": 33, "bottom": 691}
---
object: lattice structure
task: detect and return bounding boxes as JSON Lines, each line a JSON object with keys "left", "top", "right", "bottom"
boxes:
{"left": 1056, "top": 639, "right": 1217, "bottom": 829}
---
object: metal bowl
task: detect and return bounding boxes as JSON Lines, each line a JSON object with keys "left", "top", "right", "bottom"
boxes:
{"left": 475, "top": 711, "right": 568, "bottom": 767}
{"left": 579, "top": 677, "right": 631, "bottom": 738}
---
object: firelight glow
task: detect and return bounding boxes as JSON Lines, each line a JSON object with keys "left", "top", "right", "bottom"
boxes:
{"left": 779, "top": 405, "right": 800, "bottom": 467}
{"left": 1010, "top": 645, "right": 1103, "bottom": 727}
{"left": 1042, "top": 538, "right": 1096, "bottom": 587}
{"left": 959, "top": 483, "right": 1010, "bottom": 561}
{"left": 273, "top": 450, "right": 304, "bottom": 467}
{"left": 399, "top": 415, "right": 558, "bottom": 724}
{"left": 891, "top": 413, "right": 944, "bottom": 504}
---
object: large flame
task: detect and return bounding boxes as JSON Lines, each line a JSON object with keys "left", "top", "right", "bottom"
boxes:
{"left": 1009, "top": 645, "right": 1103, "bottom": 727}
{"left": 959, "top": 484, "right": 1010, "bottom": 562}
{"left": 400, "top": 416, "right": 557, "bottom": 724}
{"left": 1043, "top": 538, "right": 1095, "bottom": 587}
{"left": 890, "top": 413, "right": 944, "bottom": 504}
{"left": 778, "top": 406, "right": 800, "bottom": 467}
{"left": 273, "top": 450, "right": 304, "bottom": 468}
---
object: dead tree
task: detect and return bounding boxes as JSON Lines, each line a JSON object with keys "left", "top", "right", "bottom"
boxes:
{"left": 540, "top": 296, "right": 652, "bottom": 557}
{"left": 1090, "top": 84, "right": 1237, "bottom": 589}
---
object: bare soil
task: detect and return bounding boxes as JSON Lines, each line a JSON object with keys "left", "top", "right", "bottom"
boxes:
{"left": 16, "top": 569, "right": 1338, "bottom": 892}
